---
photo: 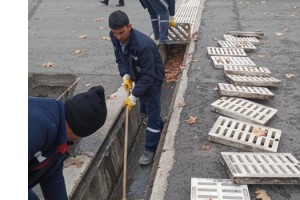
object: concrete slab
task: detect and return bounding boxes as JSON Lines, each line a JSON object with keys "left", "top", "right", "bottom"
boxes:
{"left": 223, "top": 34, "right": 260, "bottom": 44}
{"left": 225, "top": 74, "right": 282, "bottom": 87}
{"left": 218, "top": 40, "right": 257, "bottom": 52}
{"left": 207, "top": 47, "right": 247, "bottom": 57}
{"left": 224, "top": 66, "right": 271, "bottom": 77}
{"left": 211, "top": 56, "right": 256, "bottom": 68}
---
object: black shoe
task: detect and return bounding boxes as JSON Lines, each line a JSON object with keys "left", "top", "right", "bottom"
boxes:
{"left": 100, "top": 0, "right": 108, "bottom": 5}
{"left": 116, "top": 3, "right": 124, "bottom": 6}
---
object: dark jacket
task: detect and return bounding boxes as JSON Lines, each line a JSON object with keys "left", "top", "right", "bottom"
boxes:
{"left": 28, "top": 97, "right": 69, "bottom": 200}
{"left": 110, "top": 28, "right": 165, "bottom": 103}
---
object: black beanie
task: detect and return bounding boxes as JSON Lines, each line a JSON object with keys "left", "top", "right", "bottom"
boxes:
{"left": 65, "top": 86, "right": 107, "bottom": 137}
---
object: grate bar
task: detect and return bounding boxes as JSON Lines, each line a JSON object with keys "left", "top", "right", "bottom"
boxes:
{"left": 218, "top": 40, "right": 257, "bottom": 52}
{"left": 208, "top": 116, "right": 281, "bottom": 152}
{"left": 224, "top": 66, "right": 271, "bottom": 77}
{"left": 225, "top": 74, "right": 282, "bottom": 87}
{"left": 224, "top": 34, "right": 260, "bottom": 44}
{"left": 191, "top": 178, "right": 250, "bottom": 200}
{"left": 221, "top": 152, "right": 300, "bottom": 184}
{"left": 218, "top": 83, "right": 274, "bottom": 100}
{"left": 211, "top": 97, "right": 277, "bottom": 125}
{"left": 207, "top": 47, "right": 247, "bottom": 57}
{"left": 211, "top": 56, "right": 256, "bottom": 69}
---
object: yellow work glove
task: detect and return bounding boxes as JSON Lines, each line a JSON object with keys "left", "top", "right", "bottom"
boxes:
{"left": 122, "top": 74, "right": 133, "bottom": 92}
{"left": 123, "top": 95, "right": 137, "bottom": 111}
{"left": 169, "top": 16, "right": 176, "bottom": 27}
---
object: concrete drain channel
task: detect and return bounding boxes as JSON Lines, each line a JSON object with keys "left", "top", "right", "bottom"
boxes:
{"left": 106, "top": 44, "right": 187, "bottom": 200}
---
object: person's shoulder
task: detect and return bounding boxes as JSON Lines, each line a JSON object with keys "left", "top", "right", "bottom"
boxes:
{"left": 131, "top": 29, "right": 156, "bottom": 49}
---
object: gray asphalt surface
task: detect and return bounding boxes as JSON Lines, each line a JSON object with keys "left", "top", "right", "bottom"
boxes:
{"left": 164, "top": 0, "right": 300, "bottom": 199}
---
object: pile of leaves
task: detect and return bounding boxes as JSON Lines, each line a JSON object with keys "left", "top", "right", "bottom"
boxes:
{"left": 164, "top": 45, "right": 186, "bottom": 83}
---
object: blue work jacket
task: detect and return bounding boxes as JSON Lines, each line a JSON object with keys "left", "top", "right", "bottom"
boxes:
{"left": 28, "top": 97, "right": 69, "bottom": 200}
{"left": 110, "top": 28, "right": 165, "bottom": 103}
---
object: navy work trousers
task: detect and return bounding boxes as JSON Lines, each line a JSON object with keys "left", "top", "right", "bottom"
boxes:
{"left": 140, "top": 88, "right": 164, "bottom": 152}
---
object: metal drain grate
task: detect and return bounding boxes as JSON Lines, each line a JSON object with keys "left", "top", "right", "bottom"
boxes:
{"left": 207, "top": 47, "right": 247, "bottom": 57}
{"left": 218, "top": 40, "right": 257, "bottom": 52}
{"left": 221, "top": 152, "right": 300, "bottom": 184}
{"left": 168, "top": 23, "right": 191, "bottom": 44}
{"left": 224, "top": 66, "right": 271, "bottom": 77}
{"left": 208, "top": 116, "right": 281, "bottom": 152}
{"left": 225, "top": 74, "right": 282, "bottom": 87}
{"left": 218, "top": 83, "right": 274, "bottom": 100}
{"left": 175, "top": 0, "right": 201, "bottom": 25}
{"left": 191, "top": 178, "right": 250, "bottom": 200}
{"left": 211, "top": 97, "right": 277, "bottom": 125}
{"left": 223, "top": 34, "right": 260, "bottom": 44}
{"left": 211, "top": 56, "right": 256, "bottom": 68}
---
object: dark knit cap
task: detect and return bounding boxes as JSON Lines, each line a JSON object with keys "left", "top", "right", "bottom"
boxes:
{"left": 65, "top": 86, "right": 107, "bottom": 137}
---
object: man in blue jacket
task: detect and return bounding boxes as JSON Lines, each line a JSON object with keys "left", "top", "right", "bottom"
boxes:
{"left": 108, "top": 10, "right": 165, "bottom": 165}
{"left": 28, "top": 86, "right": 107, "bottom": 200}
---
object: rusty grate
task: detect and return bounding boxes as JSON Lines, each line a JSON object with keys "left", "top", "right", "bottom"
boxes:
{"left": 221, "top": 152, "right": 300, "bottom": 184}
{"left": 208, "top": 116, "right": 281, "bottom": 152}
{"left": 224, "top": 66, "right": 271, "bottom": 77}
{"left": 211, "top": 97, "right": 277, "bottom": 125}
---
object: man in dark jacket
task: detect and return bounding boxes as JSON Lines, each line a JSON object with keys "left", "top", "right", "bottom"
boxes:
{"left": 28, "top": 86, "right": 107, "bottom": 200}
{"left": 108, "top": 10, "right": 165, "bottom": 165}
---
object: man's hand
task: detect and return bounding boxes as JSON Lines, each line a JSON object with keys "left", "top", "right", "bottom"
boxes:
{"left": 123, "top": 95, "right": 137, "bottom": 111}
{"left": 122, "top": 74, "right": 133, "bottom": 92}
{"left": 169, "top": 16, "right": 176, "bottom": 27}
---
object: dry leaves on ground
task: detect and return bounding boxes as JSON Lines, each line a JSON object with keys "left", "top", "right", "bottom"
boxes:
{"left": 64, "top": 157, "right": 84, "bottom": 168}
{"left": 275, "top": 32, "right": 283, "bottom": 36}
{"left": 258, "top": 54, "right": 266, "bottom": 59}
{"left": 79, "top": 35, "right": 87, "bottom": 39}
{"left": 102, "top": 36, "right": 111, "bottom": 41}
{"left": 201, "top": 145, "right": 211, "bottom": 151}
{"left": 64, "top": 6, "right": 70, "bottom": 10}
{"left": 178, "top": 102, "right": 187, "bottom": 108}
{"left": 252, "top": 127, "right": 267, "bottom": 137}
{"left": 74, "top": 49, "right": 82, "bottom": 54}
{"left": 84, "top": 83, "right": 92, "bottom": 87}
{"left": 42, "top": 62, "right": 53, "bottom": 68}
{"left": 255, "top": 189, "right": 271, "bottom": 200}
{"left": 285, "top": 73, "right": 295, "bottom": 78}
{"left": 107, "top": 93, "right": 117, "bottom": 100}
{"left": 186, "top": 116, "right": 198, "bottom": 124}
{"left": 99, "top": 27, "right": 105, "bottom": 30}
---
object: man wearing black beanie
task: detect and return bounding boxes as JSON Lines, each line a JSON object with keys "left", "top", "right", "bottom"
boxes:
{"left": 28, "top": 86, "right": 107, "bottom": 200}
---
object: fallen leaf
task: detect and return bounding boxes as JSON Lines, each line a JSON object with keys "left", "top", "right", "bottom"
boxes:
{"left": 201, "top": 145, "right": 211, "bottom": 151}
{"left": 64, "top": 157, "right": 84, "bottom": 168}
{"left": 42, "top": 62, "right": 53, "bottom": 68}
{"left": 213, "top": 86, "right": 219, "bottom": 91}
{"left": 188, "top": 59, "right": 198, "bottom": 64}
{"left": 178, "top": 102, "right": 187, "bottom": 108}
{"left": 95, "top": 17, "right": 105, "bottom": 21}
{"left": 79, "top": 35, "right": 87, "bottom": 39}
{"left": 74, "top": 49, "right": 82, "bottom": 54}
{"left": 252, "top": 127, "right": 267, "bottom": 137}
{"left": 84, "top": 83, "right": 92, "bottom": 87}
{"left": 186, "top": 116, "right": 197, "bottom": 124}
{"left": 285, "top": 73, "right": 295, "bottom": 78}
{"left": 275, "top": 32, "right": 283, "bottom": 36}
{"left": 192, "top": 31, "right": 198, "bottom": 39}
{"left": 64, "top": 6, "right": 70, "bottom": 10}
{"left": 107, "top": 93, "right": 117, "bottom": 100}
{"left": 102, "top": 36, "right": 111, "bottom": 41}
{"left": 99, "top": 26, "right": 105, "bottom": 30}
{"left": 255, "top": 189, "right": 271, "bottom": 200}
{"left": 213, "top": 37, "right": 220, "bottom": 41}
{"left": 261, "top": 40, "right": 268, "bottom": 45}
{"left": 180, "top": 64, "right": 188, "bottom": 69}
{"left": 263, "top": 12, "right": 269, "bottom": 15}
{"left": 261, "top": 1, "right": 266, "bottom": 3}
{"left": 258, "top": 54, "right": 266, "bottom": 59}
{"left": 225, "top": 58, "right": 230, "bottom": 64}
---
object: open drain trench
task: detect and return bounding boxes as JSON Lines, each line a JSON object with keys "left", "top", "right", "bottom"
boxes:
{"left": 107, "top": 44, "right": 187, "bottom": 200}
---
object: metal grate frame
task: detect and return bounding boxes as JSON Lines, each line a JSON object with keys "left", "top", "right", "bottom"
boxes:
{"left": 218, "top": 40, "right": 257, "bottom": 52}
{"left": 224, "top": 66, "right": 271, "bottom": 77}
{"left": 191, "top": 178, "right": 250, "bottom": 200}
{"left": 211, "top": 56, "right": 256, "bottom": 69}
{"left": 207, "top": 47, "right": 247, "bottom": 57}
{"left": 218, "top": 83, "right": 274, "bottom": 100}
{"left": 225, "top": 74, "right": 282, "bottom": 87}
{"left": 208, "top": 116, "right": 281, "bottom": 152}
{"left": 211, "top": 97, "right": 277, "bottom": 125}
{"left": 224, "top": 34, "right": 260, "bottom": 44}
{"left": 221, "top": 152, "right": 300, "bottom": 184}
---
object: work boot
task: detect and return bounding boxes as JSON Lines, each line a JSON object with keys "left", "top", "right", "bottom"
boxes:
{"left": 100, "top": 0, "right": 108, "bottom": 5}
{"left": 139, "top": 151, "right": 155, "bottom": 165}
